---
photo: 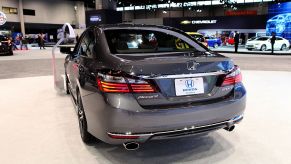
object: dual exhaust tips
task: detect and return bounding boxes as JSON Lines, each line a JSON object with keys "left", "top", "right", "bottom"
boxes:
{"left": 122, "top": 125, "right": 235, "bottom": 151}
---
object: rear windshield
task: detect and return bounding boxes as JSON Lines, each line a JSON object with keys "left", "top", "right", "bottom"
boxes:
{"left": 105, "top": 29, "right": 204, "bottom": 54}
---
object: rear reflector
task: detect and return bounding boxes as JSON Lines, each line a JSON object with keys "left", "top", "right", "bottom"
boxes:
{"left": 130, "top": 84, "right": 156, "bottom": 93}
{"left": 108, "top": 133, "right": 140, "bottom": 139}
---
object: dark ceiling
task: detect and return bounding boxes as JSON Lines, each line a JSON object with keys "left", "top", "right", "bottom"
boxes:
{"left": 116, "top": 0, "right": 211, "bottom": 6}
{"left": 70, "top": 0, "right": 213, "bottom": 8}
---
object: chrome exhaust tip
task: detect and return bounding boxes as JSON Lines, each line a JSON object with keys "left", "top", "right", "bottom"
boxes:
{"left": 123, "top": 142, "right": 140, "bottom": 151}
{"left": 224, "top": 125, "right": 235, "bottom": 132}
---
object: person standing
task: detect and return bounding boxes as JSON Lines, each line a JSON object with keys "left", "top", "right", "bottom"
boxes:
{"left": 22, "top": 36, "right": 28, "bottom": 50}
{"left": 19, "top": 34, "right": 23, "bottom": 50}
{"left": 40, "top": 33, "right": 45, "bottom": 49}
{"left": 37, "top": 34, "right": 41, "bottom": 49}
{"left": 9, "top": 37, "right": 18, "bottom": 50}
{"left": 271, "top": 32, "right": 276, "bottom": 54}
{"left": 38, "top": 33, "right": 45, "bottom": 49}
{"left": 234, "top": 31, "right": 239, "bottom": 53}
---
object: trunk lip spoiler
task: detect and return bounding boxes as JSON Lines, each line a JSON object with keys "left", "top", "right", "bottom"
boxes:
{"left": 139, "top": 71, "right": 227, "bottom": 79}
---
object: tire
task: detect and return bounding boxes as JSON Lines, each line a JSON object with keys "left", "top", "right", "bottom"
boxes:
{"left": 214, "top": 43, "right": 218, "bottom": 48}
{"left": 9, "top": 50, "right": 13, "bottom": 56}
{"left": 281, "top": 44, "right": 287, "bottom": 51}
{"left": 65, "top": 74, "right": 70, "bottom": 95}
{"left": 77, "top": 91, "right": 94, "bottom": 144}
{"left": 260, "top": 44, "right": 267, "bottom": 51}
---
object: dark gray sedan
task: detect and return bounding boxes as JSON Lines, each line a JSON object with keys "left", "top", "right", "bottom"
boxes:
{"left": 63, "top": 24, "right": 246, "bottom": 150}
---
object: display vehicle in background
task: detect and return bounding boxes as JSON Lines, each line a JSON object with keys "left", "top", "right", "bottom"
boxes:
{"left": 186, "top": 32, "right": 208, "bottom": 47}
{"left": 0, "top": 35, "right": 13, "bottom": 56}
{"left": 245, "top": 36, "right": 290, "bottom": 51}
{"left": 204, "top": 36, "right": 222, "bottom": 48}
{"left": 62, "top": 24, "right": 246, "bottom": 150}
{"left": 247, "top": 36, "right": 258, "bottom": 41}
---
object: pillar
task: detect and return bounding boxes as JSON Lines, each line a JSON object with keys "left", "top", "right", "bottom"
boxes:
{"left": 19, "top": 0, "right": 25, "bottom": 35}
{"left": 95, "top": 0, "right": 116, "bottom": 10}
{"left": 74, "top": 1, "right": 86, "bottom": 29}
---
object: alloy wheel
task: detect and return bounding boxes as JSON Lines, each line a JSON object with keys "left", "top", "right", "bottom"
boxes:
{"left": 281, "top": 44, "right": 287, "bottom": 51}
{"left": 261, "top": 45, "right": 266, "bottom": 51}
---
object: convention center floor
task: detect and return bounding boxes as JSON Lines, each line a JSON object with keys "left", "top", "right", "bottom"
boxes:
{"left": 0, "top": 49, "right": 290, "bottom": 164}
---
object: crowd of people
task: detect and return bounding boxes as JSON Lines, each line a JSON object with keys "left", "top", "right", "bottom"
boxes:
{"left": 7, "top": 33, "right": 46, "bottom": 50}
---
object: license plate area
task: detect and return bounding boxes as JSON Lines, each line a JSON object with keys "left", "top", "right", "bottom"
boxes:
{"left": 175, "top": 77, "right": 204, "bottom": 96}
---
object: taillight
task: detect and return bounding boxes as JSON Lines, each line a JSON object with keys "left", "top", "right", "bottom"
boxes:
{"left": 97, "top": 80, "right": 130, "bottom": 93}
{"left": 97, "top": 74, "right": 157, "bottom": 93}
{"left": 221, "top": 66, "right": 242, "bottom": 86}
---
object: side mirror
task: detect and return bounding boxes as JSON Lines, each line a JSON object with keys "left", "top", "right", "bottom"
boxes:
{"left": 60, "top": 47, "right": 73, "bottom": 54}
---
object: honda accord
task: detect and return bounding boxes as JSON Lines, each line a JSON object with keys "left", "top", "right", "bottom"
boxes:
{"left": 63, "top": 24, "right": 246, "bottom": 150}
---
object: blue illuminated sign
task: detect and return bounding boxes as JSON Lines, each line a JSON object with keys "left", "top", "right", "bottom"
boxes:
{"left": 267, "top": 2, "right": 291, "bottom": 41}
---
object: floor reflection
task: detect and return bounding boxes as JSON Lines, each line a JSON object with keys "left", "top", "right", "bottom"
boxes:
{"left": 85, "top": 132, "right": 234, "bottom": 164}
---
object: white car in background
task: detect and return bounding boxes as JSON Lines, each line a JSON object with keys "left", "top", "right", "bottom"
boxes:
{"left": 245, "top": 36, "right": 290, "bottom": 51}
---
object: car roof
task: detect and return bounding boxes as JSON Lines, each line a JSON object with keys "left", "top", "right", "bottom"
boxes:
{"left": 90, "top": 24, "right": 186, "bottom": 34}
{"left": 257, "top": 36, "right": 270, "bottom": 39}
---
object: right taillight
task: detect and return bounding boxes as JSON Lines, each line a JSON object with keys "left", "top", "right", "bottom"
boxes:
{"left": 221, "top": 66, "right": 242, "bottom": 86}
{"left": 97, "top": 73, "right": 157, "bottom": 93}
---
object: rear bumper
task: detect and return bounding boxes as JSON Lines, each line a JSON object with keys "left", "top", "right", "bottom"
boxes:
{"left": 82, "top": 87, "right": 246, "bottom": 144}
{"left": 107, "top": 114, "right": 243, "bottom": 142}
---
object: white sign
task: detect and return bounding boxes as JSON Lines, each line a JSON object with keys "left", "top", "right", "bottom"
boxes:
{"left": 0, "top": 11, "right": 7, "bottom": 26}
{"left": 191, "top": 20, "right": 217, "bottom": 24}
{"left": 175, "top": 77, "right": 204, "bottom": 96}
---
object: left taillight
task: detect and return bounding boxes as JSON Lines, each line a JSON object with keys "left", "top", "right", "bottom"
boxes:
{"left": 97, "top": 74, "right": 157, "bottom": 93}
{"left": 221, "top": 66, "right": 242, "bottom": 86}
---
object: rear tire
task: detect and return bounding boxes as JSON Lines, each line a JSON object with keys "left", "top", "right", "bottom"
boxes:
{"left": 213, "top": 43, "right": 218, "bottom": 48}
{"left": 9, "top": 50, "right": 13, "bottom": 56}
{"left": 77, "top": 91, "right": 94, "bottom": 144}
{"left": 65, "top": 74, "right": 70, "bottom": 95}
{"left": 281, "top": 44, "right": 287, "bottom": 51}
{"left": 260, "top": 44, "right": 266, "bottom": 51}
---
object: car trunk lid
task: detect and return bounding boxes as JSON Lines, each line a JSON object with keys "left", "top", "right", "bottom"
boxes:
{"left": 114, "top": 53, "right": 235, "bottom": 108}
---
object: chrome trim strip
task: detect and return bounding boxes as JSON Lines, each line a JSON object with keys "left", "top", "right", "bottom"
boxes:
{"left": 107, "top": 132, "right": 153, "bottom": 137}
{"left": 107, "top": 115, "right": 244, "bottom": 138}
{"left": 140, "top": 71, "right": 226, "bottom": 79}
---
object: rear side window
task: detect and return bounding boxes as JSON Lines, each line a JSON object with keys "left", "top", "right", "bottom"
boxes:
{"left": 77, "top": 30, "right": 95, "bottom": 58}
{"left": 105, "top": 29, "right": 202, "bottom": 54}
{"left": 256, "top": 37, "right": 269, "bottom": 41}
